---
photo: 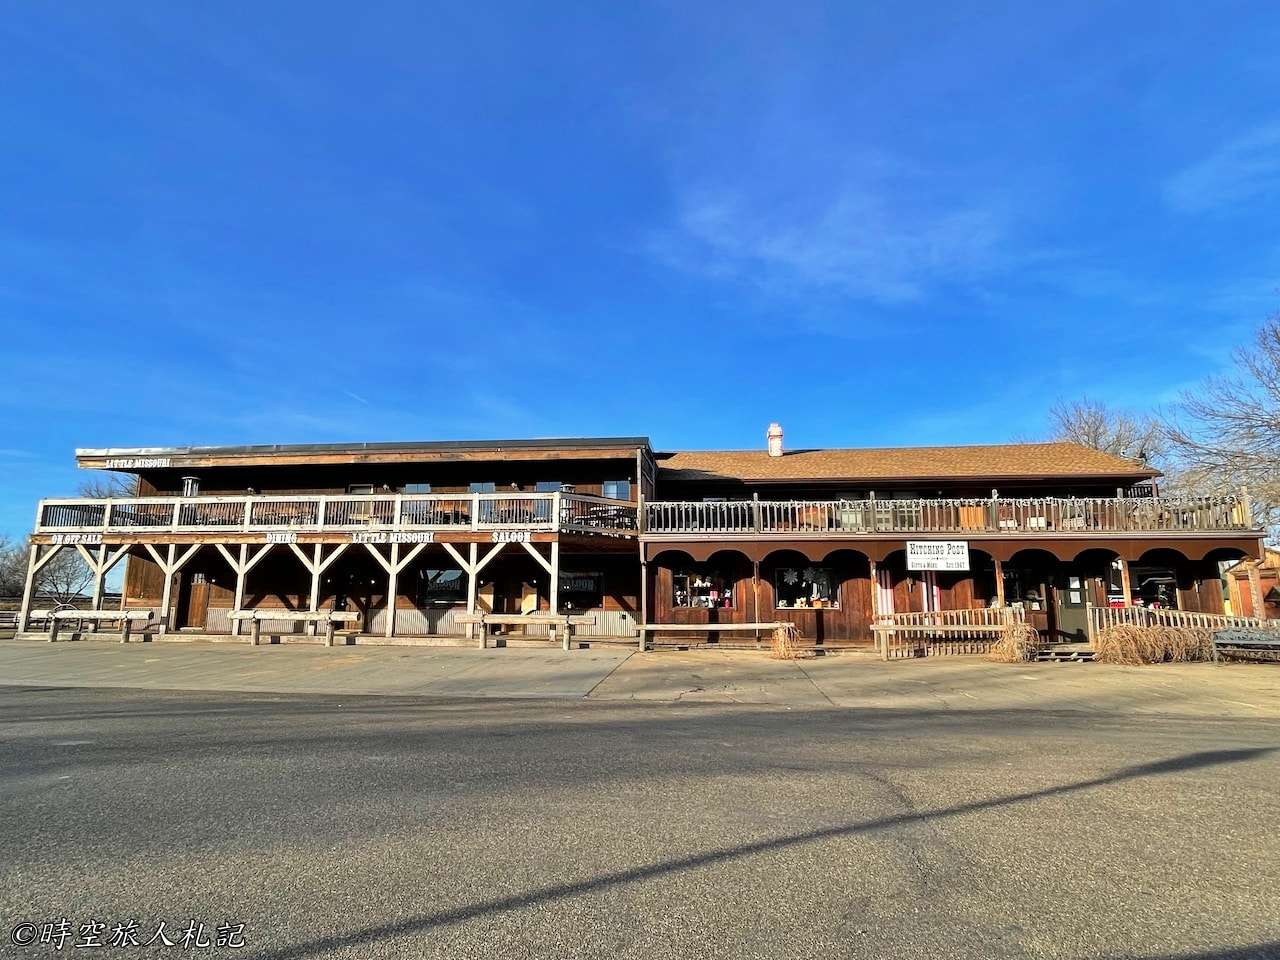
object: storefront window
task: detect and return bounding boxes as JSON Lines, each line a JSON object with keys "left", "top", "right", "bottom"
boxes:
{"left": 1131, "top": 566, "right": 1178, "bottom": 608}
{"left": 775, "top": 567, "right": 838, "bottom": 609}
{"left": 559, "top": 571, "right": 603, "bottom": 610}
{"left": 417, "top": 569, "right": 465, "bottom": 605}
{"left": 1002, "top": 566, "right": 1045, "bottom": 611}
{"left": 673, "top": 571, "right": 734, "bottom": 609}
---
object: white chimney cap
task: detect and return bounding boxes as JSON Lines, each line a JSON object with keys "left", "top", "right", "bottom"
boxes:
{"left": 767, "top": 422, "right": 783, "bottom": 457}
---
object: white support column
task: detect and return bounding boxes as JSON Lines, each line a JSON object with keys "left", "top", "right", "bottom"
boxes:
{"left": 233, "top": 544, "right": 248, "bottom": 636}
{"left": 90, "top": 544, "right": 108, "bottom": 614}
{"left": 17, "top": 544, "right": 40, "bottom": 634}
{"left": 549, "top": 540, "right": 561, "bottom": 647}
{"left": 158, "top": 544, "right": 177, "bottom": 634}
{"left": 385, "top": 542, "right": 401, "bottom": 639}
{"left": 466, "top": 542, "right": 479, "bottom": 643}
{"left": 638, "top": 550, "right": 648, "bottom": 652}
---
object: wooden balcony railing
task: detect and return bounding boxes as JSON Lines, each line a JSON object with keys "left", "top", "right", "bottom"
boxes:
{"left": 644, "top": 494, "right": 1255, "bottom": 536}
{"left": 35, "top": 492, "right": 638, "bottom": 537}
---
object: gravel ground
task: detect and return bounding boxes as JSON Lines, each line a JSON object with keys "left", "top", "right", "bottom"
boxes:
{"left": 1, "top": 685, "right": 1278, "bottom": 959}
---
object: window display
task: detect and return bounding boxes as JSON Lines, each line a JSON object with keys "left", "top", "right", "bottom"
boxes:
{"left": 672, "top": 571, "right": 734, "bottom": 609}
{"left": 417, "top": 568, "right": 465, "bottom": 605}
{"left": 559, "top": 571, "right": 603, "bottom": 610}
{"left": 774, "top": 567, "right": 838, "bottom": 609}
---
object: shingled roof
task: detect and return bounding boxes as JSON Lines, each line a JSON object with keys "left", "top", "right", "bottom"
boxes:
{"left": 656, "top": 442, "right": 1158, "bottom": 484}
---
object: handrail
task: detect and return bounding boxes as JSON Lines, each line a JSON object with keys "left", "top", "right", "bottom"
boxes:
{"left": 644, "top": 494, "right": 1253, "bottom": 536}
{"left": 34, "top": 493, "right": 638, "bottom": 536}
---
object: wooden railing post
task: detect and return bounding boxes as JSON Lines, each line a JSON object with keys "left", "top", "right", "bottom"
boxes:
{"left": 752, "top": 492, "right": 761, "bottom": 533}
{"left": 471, "top": 493, "right": 481, "bottom": 530}
{"left": 317, "top": 496, "right": 328, "bottom": 530}
{"left": 243, "top": 499, "right": 252, "bottom": 531}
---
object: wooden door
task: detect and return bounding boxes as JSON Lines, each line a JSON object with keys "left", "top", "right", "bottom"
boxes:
{"left": 184, "top": 575, "right": 210, "bottom": 629}
{"left": 1054, "top": 572, "right": 1089, "bottom": 643}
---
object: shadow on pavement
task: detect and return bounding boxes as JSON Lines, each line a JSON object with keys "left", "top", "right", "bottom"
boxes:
{"left": 254, "top": 747, "right": 1275, "bottom": 960}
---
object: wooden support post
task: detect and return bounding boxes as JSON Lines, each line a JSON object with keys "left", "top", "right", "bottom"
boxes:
{"left": 89, "top": 544, "right": 108, "bottom": 630}
{"left": 753, "top": 559, "right": 762, "bottom": 648}
{"left": 326, "top": 618, "right": 337, "bottom": 647}
{"left": 993, "top": 557, "right": 1006, "bottom": 607}
{"left": 1118, "top": 557, "right": 1133, "bottom": 606}
{"left": 308, "top": 544, "right": 322, "bottom": 636}
{"left": 17, "top": 543, "right": 39, "bottom": 634}
{"left": 49, "top": 615, "right": 60, "bottom": 643}
{"left": 251, "top": 618, "right": 262, "bottom": 647}
{"left": 232, "top": 544, "right": 248, "bottom": 636}
{"left": 550, "top": 540, "right": 563, "bottom": 649}
{"left": 121, "top": 617, "right": 132, "bottom": 644}
{"left": 868, "top": 558, "right": 881, "bottom": 657}
{"left": 1247, "top": 560, "right": 1267, "bottom": 620}
{"left": 467, "top": 542, "right": 480, "bottom": 646}
{"left": 385, "top": 542, "right": 400, "bottom": 639}
{"left": 638, "top": 551, "right": 648, "bottom": 652}
{"left": 159, "top": 544, "right": 176, "bottom": 634}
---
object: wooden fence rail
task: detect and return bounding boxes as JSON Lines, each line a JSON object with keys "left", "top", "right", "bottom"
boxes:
{"left": 872, "top": 606, "right": 1025, "bottom": 660}
{"left": 1088, "top": 605, "right": 1280, "bottom": 638}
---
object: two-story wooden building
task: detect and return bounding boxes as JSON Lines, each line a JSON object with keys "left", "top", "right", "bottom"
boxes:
{"left": 15, "top": 427, "right": 1266, "bottom": 649}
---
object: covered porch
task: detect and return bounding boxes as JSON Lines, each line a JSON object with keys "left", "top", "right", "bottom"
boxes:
{"left": 642, "top": 536, "right": 1263, "bottom": 651}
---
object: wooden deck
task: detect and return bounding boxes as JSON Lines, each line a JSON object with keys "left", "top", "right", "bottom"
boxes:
{"left": 643, "top": 493, "right": 1255, "bottom": 538}
{"left": 33, "top": 491, "right": 639, "bottom": 542}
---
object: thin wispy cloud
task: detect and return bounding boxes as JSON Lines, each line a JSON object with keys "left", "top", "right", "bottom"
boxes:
{"left": 1164, "top": 121, "right": 1280, "bottom": 214}
{"left": 652, "top": 171, "right": 1015, "bottom": 305}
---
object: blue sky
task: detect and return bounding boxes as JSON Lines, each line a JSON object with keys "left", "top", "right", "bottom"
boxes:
{"left": 2, "top": 2, "right": 1279, "bottom": 538}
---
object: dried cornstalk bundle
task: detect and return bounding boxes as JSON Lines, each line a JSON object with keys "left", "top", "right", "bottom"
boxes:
{"left": 770, "top": 623, "right": 802, "bottom": 660}
{"left": 987, "top": 622, "right": 1042, "bottom": 663}
{"left": 1094, "top": 624, "right": 1214, "bottom": 664}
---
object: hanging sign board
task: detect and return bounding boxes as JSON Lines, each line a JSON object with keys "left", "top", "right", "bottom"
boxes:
{"left": 906, "top": 541, "right": 970, "bottom": 571}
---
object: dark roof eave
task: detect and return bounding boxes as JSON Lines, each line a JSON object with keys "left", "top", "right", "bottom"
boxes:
{"left": 76, "top": 437, "right": 652, "bottom": 462}
{"left": 658, "top": 469, "right": 1162, "bottom": 484}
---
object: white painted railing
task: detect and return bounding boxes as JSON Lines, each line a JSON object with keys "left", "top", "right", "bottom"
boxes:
{"left": 645, "top": 494, "right": 1253, "bottom": 536}
{"left": 1088, "top": 605, "right": 1280, "bottom": 634}
{"left": 35, "top": 492, "right": 638, "bottom": 536}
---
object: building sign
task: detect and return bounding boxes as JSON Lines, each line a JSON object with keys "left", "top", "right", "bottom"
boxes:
{"left": 492, "top": 531, "right": 531, "bottom": 543}
{"left": 104, "top": 457, "right": 172, "bottom": 469}
{"left": 265, "top": 531, "right": 298, "bottom": 544}
{"left": 51, "top": 532, "right": 103, "bottom": 545}
{"left": 906, "top": 540, "right": 970, "bottom": 571}
{"left": 350, "top": 531, "right": 435, "bottom": 544}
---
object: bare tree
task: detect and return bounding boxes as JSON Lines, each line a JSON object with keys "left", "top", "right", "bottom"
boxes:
{"left": 37, "top": 548, "right": 95, "bottom": 605}
{"left": 1166, "top": 314, "right": 1280, "bottom": 526}
{"left": 0, "top": 536, "right": 26, "bottom": 597}
{"left": 78, "top": 472, "right": 136, "bottom": 499}
{"left": 1048, "top": 397, "right": 1167, "bottom": 467}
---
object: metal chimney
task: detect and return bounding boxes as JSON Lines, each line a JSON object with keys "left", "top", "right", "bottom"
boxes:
{"left": 767, "top": 422, "right": 783, "bottom": 457}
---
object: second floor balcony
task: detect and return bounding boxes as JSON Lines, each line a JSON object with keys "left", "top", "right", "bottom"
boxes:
{"left": 35, "top": 492, "right": 638, "bottom": 539}
{"left": 643, "top": 493, "right": 1257, "bottom": 538}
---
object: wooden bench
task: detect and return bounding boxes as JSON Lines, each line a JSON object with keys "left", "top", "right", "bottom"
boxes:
{"left": 31, "top": 609, "right": 155, "bottom": 643}
{"left": 454, "top": 612, "right": 596, "bottom": 650}
{"left": 1212, "top": 628, "right": 1280, "bottom": 663}
{"left": 226, "top": 610, "right": 362, "bottom": 646}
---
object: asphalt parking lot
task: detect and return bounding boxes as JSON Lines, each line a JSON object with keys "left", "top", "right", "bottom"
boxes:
{"left": 2, "top": 658, "right": 1278, "bottom": 958}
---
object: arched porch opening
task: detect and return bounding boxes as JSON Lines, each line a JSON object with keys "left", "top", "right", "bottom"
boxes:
{"left": 762, "top": 548, "right": 871, "bottom": 645}
{"left": 1132, "top": 547, "right": 1191, "bottom": 611}
{"left": 1004, "top": 548, "right": 1062, "bottom": 639}
{"left": 649, "top": 549, "right": 754, "bottom": 638}
{"left": 1204, "top": 546, "right": 1258, "bottom": 617}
